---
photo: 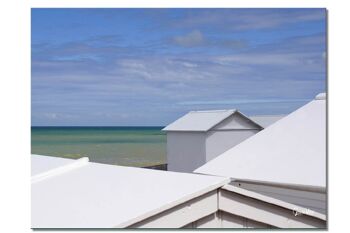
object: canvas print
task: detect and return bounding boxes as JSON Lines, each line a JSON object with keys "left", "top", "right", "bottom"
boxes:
{"left": 31, "top": 8, "right": 327, "bottom": 228}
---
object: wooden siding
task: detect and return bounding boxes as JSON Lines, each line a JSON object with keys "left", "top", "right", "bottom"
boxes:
{"left": 219, "top": 189, "right": 326, "bottom": 228}
{"left": 129, "top": 190, "right": 217, "bottom": 228}
{"left": 231, "top": 181, "right": 326, "bottom": 214}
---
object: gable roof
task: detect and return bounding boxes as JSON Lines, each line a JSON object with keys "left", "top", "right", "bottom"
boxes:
{"left": 32, "top": 155, "right": 229, "bottom": 228}
{"left": 162, "top": 109, "right": 263, "bottom": 132}
{"left": 195, "top": 93, "right": 326, "bottom": 190}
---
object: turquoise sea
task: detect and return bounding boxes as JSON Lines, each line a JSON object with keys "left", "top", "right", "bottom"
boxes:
{"left": 31, "top": 127, "right": 166, "bottom": 167}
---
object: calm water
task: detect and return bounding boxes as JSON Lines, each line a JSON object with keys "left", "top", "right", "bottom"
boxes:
{"left": 31, "top": 127, "right": 166, "bottom": 167}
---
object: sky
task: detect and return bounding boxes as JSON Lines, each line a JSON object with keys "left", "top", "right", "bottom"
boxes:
{"left": 31, "top": 8, "right": 326, "bottom": 126}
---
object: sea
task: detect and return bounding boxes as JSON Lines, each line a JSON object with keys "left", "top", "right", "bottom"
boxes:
{"left": 31, "top": 126, "right": 166, "bottom": 167}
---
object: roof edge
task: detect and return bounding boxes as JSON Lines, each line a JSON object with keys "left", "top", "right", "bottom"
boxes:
{"left": 231, "top": 178, "right": 326, "bottom": 193}
{"left": 162, "top": 109, "right": 236, "bottom": 132}
{"left": 231, "top": 111, "right": 265, "bottom": 130}
{"left": 117, "top": 177, "right": 230, "bottom": 227}
{"left": 163, "top": 109, "right": 264, "bottom": 132}
{"left": 31, "top": 156, "right": 90, "bottom": 184}
{"left": 315, "top": 92, "right": 326, "bottom": 100}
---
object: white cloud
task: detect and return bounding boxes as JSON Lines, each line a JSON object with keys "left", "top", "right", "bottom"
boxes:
{"left": 173, "top": 30, "right": 204, "bottom": 47}
{"left": 181, "top": 62, "right": 198, "bottom": 68}
{"left": 214, "top": 52, "right": 323, "bottom": 67}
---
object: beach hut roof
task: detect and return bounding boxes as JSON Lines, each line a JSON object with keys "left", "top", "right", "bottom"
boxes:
{"left": 162, "top": 109, "right": 263, "bottom": 132}
{"left": 31, "top": 154, "right": 80, "bottom": 176}
{"left": 195, "top": 93, "right": 326, "bottom": 190}
{"left": 31, "top": 155, "right": 229, "bottom": 228}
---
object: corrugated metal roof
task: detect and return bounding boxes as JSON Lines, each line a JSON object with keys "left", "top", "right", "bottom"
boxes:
{"left": 249, "top": 115, "right": 285, "bottom": 128}
{"left": 163, "top": 109, "right": 262, "bottom": 132}
{"left": 32, "top": 155, "right": 229, "bottom": 228}
{"left": 195, "top": 93, "right": 326, "bottom": 189}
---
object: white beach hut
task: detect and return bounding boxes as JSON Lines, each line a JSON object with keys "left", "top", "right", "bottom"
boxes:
{"left": 162, "top": 110, "right": 263, "bottom": 173}
{"left": 195, "top": 93, "right": 327, "bottom": 224}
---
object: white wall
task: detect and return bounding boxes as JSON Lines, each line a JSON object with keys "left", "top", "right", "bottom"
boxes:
{"left": 167, "top": 130, "right": 258, "bottom": 173}
{"left": 167, "top": 132, "right": 206, "bottom": 172}
{"left": 205, "top": 130, "right": 259, "bottom": 162}
{"left": 166, "top": 113, "right": 261, "bottom": 173}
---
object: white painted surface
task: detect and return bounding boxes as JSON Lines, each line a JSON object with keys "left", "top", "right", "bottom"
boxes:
{"left": 162, "top": 110, "right": 236, "bottom": 132}
{"left": 31, "top": 154, "right": 78, "bottom": 176}
{"left": 231, "top": 181, "right": 326, "bottom": 214}
{"left": 194, "top": 213, "right": 220, "bottom": 228}
{"left": 195, "top": 94, "right": 326, "bottom": 189}
{"left": 167, "top": 132, "right": 206, "bottom": 172}
{"left": 315, "top": 93, "right": 326, "bottom": 100}
{"left": 222, "top": 185, "right": 326, "bottom": 221}
{"left": 219, "top": 189, "right": 326, "bottom": 228}
{"left": 32, "top": 155, "right": 229, "bottom": 228}
{"left": 220, "top": 212, "right": 246, "bottom": 228}
{"left": 212, "top": 113, "right": 262, "bottom": 130}
{"left": 165, "top": 110, "right": 262, "bottom": 173}
{"left": 130, "top": 190, "right": 217, "bottom": 228}
{"left": 205, "top": 130, "right": 259, "bottom": 162}
{"left": 32, "top": 157, "right": 89, "bottom": 183}
{"left": 188, "top": 211, "right": 271, "bottom": 228}
{"left": 220, "top": 212, "right": 271, "bottom": 228}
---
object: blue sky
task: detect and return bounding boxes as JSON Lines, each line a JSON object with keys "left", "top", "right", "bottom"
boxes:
{"left": 31, "top": 8, "right": 326, "bottom": 126}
